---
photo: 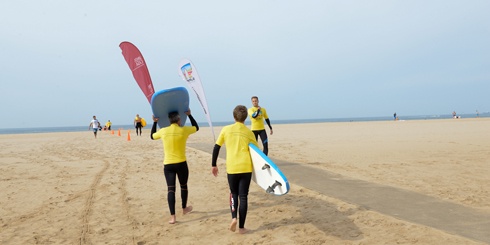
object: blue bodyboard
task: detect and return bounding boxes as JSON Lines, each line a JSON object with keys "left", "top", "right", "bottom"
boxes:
{"left": 151, "top": 87, "right": 189, "bottom": 128}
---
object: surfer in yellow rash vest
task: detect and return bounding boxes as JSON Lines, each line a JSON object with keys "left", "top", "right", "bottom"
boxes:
{"left": 151, "top": 109, "right": 199, "bottom": 224}
{"left": 134, "top": 114, "right": 143, "bottom": 136}
{"left": 248, "top": 96, "right": 273, "bottom": 156}
{"left": 105, "top": 120, "right": 112, "bottom": 130}
{"left": 211, "top": 105, "right": 259, "bottom": 234}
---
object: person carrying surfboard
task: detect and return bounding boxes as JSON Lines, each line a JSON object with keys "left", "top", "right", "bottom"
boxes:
{"left": 150, "top": 109, "right": 199, "bottom": 224}
{"left": 134, "top": 114, "right": 143, "bottom": 136}
{"left": 248, "top": 96, "right": 273, "bottom": 156}
{"left": 211, "top": 105, "right": 259, "bottom": 234}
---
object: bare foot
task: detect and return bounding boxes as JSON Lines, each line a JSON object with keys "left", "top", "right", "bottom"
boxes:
{"left": 229, "top": 218, "right": 237, "bottom": 232}
{"left": 169, "top": 215, "right": 176, "bottom": 224}
{"left": 238, "top": 228, "right": 248, "bottom": 234}
{"left": 183, "top": 206, "right": 193, "bottom": 215}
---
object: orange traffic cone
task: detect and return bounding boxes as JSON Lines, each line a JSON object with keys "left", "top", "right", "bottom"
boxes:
{"left": 127, "top": 130, "right": 131, "bottom": 141}
{"left": 118, "top": 129, "right": 121, "bottom": 136}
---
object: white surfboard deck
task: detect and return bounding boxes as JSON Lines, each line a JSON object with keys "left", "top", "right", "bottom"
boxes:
{"left": 151, "top": 87, "right": 189, "bottom": 128}
{"left": 249, "top": 143, "right": 290, "bottom": 196}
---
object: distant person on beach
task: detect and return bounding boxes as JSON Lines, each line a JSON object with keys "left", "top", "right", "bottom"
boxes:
{"left": 393, "top": 112, "right": 397, "bottom": 121}
{"left": 452, "top": 111, "right": 460, "bottom": 119}
{"left": 212, "top": 105, "right": 258, "bottom": 234}
{"left": 105, "top": 120, "right": 112, "bottom": 130}
{"left": 151, "top": 109, "right": 199, "bottom": 224}
{"left": 476, "top": 110, "right": 480, "bottom": 118}
{"left": 134, "top": 114, "right": 143, "bottom": 136}
{"left": 88, "top": 116, "right": 100, "bottom": 138}
{"left": 248, "top": 96, "right": 273, "bottom": 156}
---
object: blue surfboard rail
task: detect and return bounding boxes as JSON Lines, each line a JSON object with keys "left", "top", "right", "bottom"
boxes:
{"left": 249, "top": 143, "right": 290, "bottom": 195}
{"left": 151, "top": 87, "right": 189, "bottom": 128}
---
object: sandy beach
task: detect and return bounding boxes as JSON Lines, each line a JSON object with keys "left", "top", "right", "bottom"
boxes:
{"left": 1, "top": 118, "right": 489, "bottom": 244}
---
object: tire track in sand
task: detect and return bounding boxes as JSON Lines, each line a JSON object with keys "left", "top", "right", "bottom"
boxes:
{"left": 79, "top": 159, "right": 110, "bottom": 245}
{"left": 119, "top": 157, "right": 138, "bottom": 244}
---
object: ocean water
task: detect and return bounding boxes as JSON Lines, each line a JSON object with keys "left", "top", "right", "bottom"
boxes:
{"left": 0, "top": 113, "right": 487, "bottom": 135}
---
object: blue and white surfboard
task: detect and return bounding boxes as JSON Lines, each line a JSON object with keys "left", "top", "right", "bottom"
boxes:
{"left": 249, "top": 143, "right": 290, "bottom": 195}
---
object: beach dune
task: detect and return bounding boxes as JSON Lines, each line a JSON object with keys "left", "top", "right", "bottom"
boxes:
{"left": 1, "top": 119, "right": 488, "bottom": 244}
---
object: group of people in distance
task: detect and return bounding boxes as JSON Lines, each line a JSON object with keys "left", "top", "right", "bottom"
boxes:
{"left": 88, "top": 116, "right": 112, "bottom": 138}
{"left": 150, "top": 96, "right": 273, "bottom": 234}
{"left": 89, "top": 114, "right": 145, "bottom": 139}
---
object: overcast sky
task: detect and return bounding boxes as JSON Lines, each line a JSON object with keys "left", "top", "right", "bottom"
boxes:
{"left": 1, "top": 0, "right": 489, "bottom": 129}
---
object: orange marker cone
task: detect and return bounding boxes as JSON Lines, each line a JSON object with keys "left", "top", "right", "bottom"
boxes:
{"left": 127, "top": 130, "right": 131, "bottom": 141}
{"left": 111, "top": 130, "right": 114, "bottom": 135}
{"left": 118, "top": 129, "right": 121, "bottom": 136}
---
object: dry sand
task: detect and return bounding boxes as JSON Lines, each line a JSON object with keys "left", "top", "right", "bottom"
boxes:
{"left": 0, "top": 118, "right": 488, "bottom": 244}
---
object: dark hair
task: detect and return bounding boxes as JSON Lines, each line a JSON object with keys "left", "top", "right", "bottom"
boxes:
{"left": 168, "top": 111, "right": 180, "bottom": 124}
{"left": 251, "top": 96, "right": 258, "bottom": 100}
{"left": 233, "top": 105, "right": 248, "bottom": 122}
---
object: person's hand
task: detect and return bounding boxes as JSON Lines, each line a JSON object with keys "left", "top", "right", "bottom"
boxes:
{"left": 270, "top": 128, "right": 273, "bottom": 135}
{"left": 152, "top": 115, "right": 159, "bottom": 122}
{"left": 212, "top": 166, "right": 219, "bottom": 177}
{"left": 185, "top": 109, "right": 191, "bottom": 116}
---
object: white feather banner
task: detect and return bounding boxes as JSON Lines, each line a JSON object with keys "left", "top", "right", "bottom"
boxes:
{"left": 178, "top": 59, "right": 215, "bottom": 141}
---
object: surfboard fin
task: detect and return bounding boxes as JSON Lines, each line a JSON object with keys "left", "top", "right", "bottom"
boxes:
{"left": 262, "top": 164, "right": 270, "bottom": 170}
{"left": 266, "top": 180, "right": 282, "bottom": 194}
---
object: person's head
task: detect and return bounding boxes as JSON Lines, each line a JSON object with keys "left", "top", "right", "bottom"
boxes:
{"left": 251, "top": 96, "right": 259, "bottom": 107}
{"left": 233, "top": 105, "right": 248, "bottom": 123}
{"left": 136, "top": 114, "right": 140, "bottom": 117}
{"left": 168, "top": 111, "right": 180, "bottom": 124}
{"left": 93, "top": 115, "right": 96, "bottom": 119}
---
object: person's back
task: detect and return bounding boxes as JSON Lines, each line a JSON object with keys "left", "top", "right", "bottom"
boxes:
{"left": 151, "top": 110, "right": 198, "bottom": 224}
{"left": 212, "top": 105, "right": 258, "bottom": 234}
{"left": 219, "top": 122, "right": 256, "bottom": 174}
{"left": 156, "top": 123, "right": 196, "bottom": 164}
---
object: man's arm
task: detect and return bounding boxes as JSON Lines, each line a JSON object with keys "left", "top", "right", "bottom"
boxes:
{"left": 188, "top": 114, "right": 199, "bottom": 131}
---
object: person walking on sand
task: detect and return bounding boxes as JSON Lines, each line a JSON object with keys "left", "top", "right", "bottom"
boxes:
{"left": 88, "top": 115, "right": 100, "bottom": 138}
{"left": 134, "top": 114, "right": 143, "bottom": 136}
{"left": 212, "top": 105, "right": 259, "bottom": 234}
{"left": 248, "top": 96, "right": 273, "bottom": 156}
{"left": 151, "top": 109, "right": 199, "bottom": 224}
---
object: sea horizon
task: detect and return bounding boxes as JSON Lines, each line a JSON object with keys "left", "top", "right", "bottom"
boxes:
{"left": 0, "top": 112, "right": 488, "bottom": 135}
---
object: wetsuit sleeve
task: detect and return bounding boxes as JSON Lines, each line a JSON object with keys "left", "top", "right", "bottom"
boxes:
{"left": 150, "top": 121, "right": 158, "bottom": 140}
{"left": 212, "top": 144, "right": 221, "bottom": 167}
{"left": 265, "top": 118, "right": 272, "bottom": 130}
{"left": 252, "top": 108, "right": 260, "bottom": 118}
{"left": 188, "top": 114, "right": 199, "bottom": 131}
